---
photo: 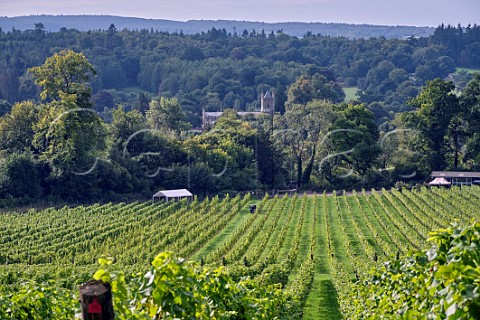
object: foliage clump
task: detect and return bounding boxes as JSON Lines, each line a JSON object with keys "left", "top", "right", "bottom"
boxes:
{"left": 94, "top": 251, "right": 292, "bottom": 319}
{"left": 0, "top": 281, "right": 76, "bottom": 319}
{"left": 0, "top": 251, "right": 296, "bottom": 319}
{"left": 346, "top": 221, "right": 480, "bottom": 319}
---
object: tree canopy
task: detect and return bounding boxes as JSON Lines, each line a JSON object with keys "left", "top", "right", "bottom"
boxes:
{"left": 0, "top": 25, "right": 480, "bottom": 202}
{"left": 28, "top": 49, "right": 96, "bottom": 108}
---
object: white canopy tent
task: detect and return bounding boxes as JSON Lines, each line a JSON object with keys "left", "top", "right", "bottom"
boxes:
{"left": 152, "top": 189, "right": 193, "bottom": 202}
{"left": 428, "top": 177, "right": 451, "bottom": 186}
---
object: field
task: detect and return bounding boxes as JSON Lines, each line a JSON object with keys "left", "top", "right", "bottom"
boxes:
{"left": 1, "top": 186, "right": 480, "bottom": 318}
{"left": 343, "top": 86, "right": 359, "bottom": 101}
{"left": 455, "top": 67, "right": 480, "bottom": 74}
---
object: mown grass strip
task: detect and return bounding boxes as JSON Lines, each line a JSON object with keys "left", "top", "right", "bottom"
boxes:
{"left": 189, "top": 201, "right": 253, "bottom": 262}
{"left": 303, "top": 274, "right": 342, "bottom": 320}
{"left": 288, "top": 197, "right": 315, "bottom": 281}
{"left": 303, "top": 194, "right": 342, "bottom": 320}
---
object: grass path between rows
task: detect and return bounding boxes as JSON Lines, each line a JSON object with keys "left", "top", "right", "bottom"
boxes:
{"left": 189, "top": 201, "right": 252, "bottom": 262}
{"left": 189, "top": 196, "right": 344, "bottom": 319}
{"left": 303, "top": 196, "right": 342, "bottom": 320}
{"left": 288, "top": 197, "right": 315, "bottom": 282}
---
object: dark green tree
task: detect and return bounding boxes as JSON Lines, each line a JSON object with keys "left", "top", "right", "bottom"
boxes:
{"left": 0, "top": 101, "right": 39, "bottom": 153}
{"left": 402, "top": 79, "right": 460, "bottom": 170}
{"left": 108, "top": 106, "right": 145, "bottom": 156}
{"left": 186, "top": 110, "right": 258, "bottom": 192}
{"left": 134, "top": 92, "right": 151, "bottom": 114}
{"left": 0, "top": 153, "right": 44, "bottom": 199}
{"left": 286, "top": 76, "right": 314, "bottom": 106}
{"left": 274, "top": 83, "right": 287, "bottom": 114}
{"left": 328, "top": 103, "right": 381, "bottom": 177}
{"left": 146, "top": 97, "right": 190, "bottom": 135}
{"left": 462, "top": 74, "right": 480, "bottom": 166}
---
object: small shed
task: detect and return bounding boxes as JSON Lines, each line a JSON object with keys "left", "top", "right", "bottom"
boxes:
{"left": 153, "top": 189, "right": 193, "bottom": 202}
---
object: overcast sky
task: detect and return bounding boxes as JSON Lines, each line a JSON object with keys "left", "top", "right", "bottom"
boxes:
{"left": 1, "top": 0, "right": 479, "bottom": 27}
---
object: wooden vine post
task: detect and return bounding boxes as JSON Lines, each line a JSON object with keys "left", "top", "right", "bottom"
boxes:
{"left": 79, "top": 280, "right": 114, "bottom": 320}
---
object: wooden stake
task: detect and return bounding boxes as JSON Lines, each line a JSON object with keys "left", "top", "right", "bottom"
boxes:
{"left": 79, "top": 280, "right": 114, "bottom": 320}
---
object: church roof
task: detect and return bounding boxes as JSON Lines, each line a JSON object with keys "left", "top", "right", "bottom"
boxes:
{"left": 264, "top": 91, "right": 272, "bottom": 99}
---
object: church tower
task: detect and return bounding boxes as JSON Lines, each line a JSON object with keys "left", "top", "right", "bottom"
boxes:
{"left": 260, "top": 91, "right": 274, "bottom": 114}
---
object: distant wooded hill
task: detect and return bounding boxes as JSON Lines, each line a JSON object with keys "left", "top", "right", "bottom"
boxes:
{"left": 0, "top": 15, "right": 435, "bottom": 39}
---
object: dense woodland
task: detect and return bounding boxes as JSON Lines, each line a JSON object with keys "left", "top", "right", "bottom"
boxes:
{"left": 0, "top": 23, "right": 480, "bottom": 204}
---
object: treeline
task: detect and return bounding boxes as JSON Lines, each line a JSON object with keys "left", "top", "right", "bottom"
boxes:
{"left": 1, "top": 50, "right": 480, "bottom": 205}
{"left": 0, "top": 15, "right": 435, "bottom": 38}
{"left": 0, "top": 23, "right": 479, "bottom": 128}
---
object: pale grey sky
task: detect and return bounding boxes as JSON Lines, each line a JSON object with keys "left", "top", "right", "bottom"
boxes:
{"left": 1, "top": 0, "right": 478, "bottom": 26}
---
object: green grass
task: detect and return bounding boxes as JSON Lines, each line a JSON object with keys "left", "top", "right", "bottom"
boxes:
{"left": 357, "top": 196, "right": 401, "bottom": 253}
{"left": 4, "top": 188, "right": 479, "bottom": 318}
{"left": 303, "top": 275, "right": 342, "bottom": 320}
{"left": 303, "top": 196, "right": 342, "bottom": 320}
{"left": 255, "top": 197, "right": 293, "bottom": 262}
{"left": 456, "top": 67, "right": 480, "bottom": 74}
{"left": 343, "top": 86, "right": 359, "bottom": 102}
{"left": 337, "top": 196, "right": 367, "bottom": 259}
{"left": 189, "top": 200, "right": 253, "bottom": 261}
{"left": 277, "top": 198, "right": 304, "bottom": 260}
{"left": 288, "top": 198, "right": 315, "bottom": 281}
{"left": 346, "top": 197, "right": 384, "bottom": 253}
{"left": 326, "top": 197, "right": 353, "bottom": 273}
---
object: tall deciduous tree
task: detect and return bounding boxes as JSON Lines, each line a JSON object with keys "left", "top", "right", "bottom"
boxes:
{"left": 109, "top": 106, "right": 145, "bottom": 155}
{"left": 282, "top": 100, "right": 335, "bottom": 187}
{"left": 28, "top": 49, "right": 96, "bottom": 108}
{"left": 286, "top": 72, "right": 345, "bottom": 107}
{"left": 286, "top": 76, "right": 314, "bottom": 106}
{"left": 29, "top": 52, "right": 105, "bottom": 175}
{"left": 462, "top": 74, "right": 480, "bottom": 166}
{"left": 0, "top": 153, "right": 44, "bottom": 199}
{"left": 328, "top": 103, "right": 381, "bottom": 177}
{"left": 0, "top": 101, "right": 39, "bottom": 153}
{"left": 33, "top": 98, "right": 106, "bottom": 176}
{"left": 402, "top": 79, "right": 460, "bottom": 170}
{"left": 146, "top": 97, "right": 190, "bottom": 135}
{"left": 185, "top": 110, "right": 258, "bottom": 192}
